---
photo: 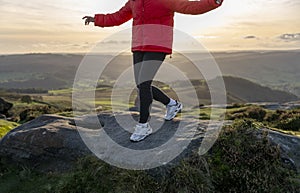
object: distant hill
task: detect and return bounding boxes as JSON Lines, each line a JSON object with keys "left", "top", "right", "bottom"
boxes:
{"left": 0, "top": 54, "right": 82, "bottom": 89}
{"left": 218, "top": 76, "right": 298, "bottom": 103}
{"left": 164, "top": 50, "right": 300, "bottom": 97}
{"left": 172, "top": 76, "right": 298, "bottom": 104}
{"left": 0, "top": 52, "right": 298, "bottom": 103}
{"left": 212, "top": 50, "right": 300, "bottom": 97}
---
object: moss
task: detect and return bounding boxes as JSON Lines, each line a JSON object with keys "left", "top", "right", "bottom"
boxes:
{"left": 0, "top": 119, "right": 19, "bottom": 138}
{"left": 199, "top": 112, "right": 210, "bottom": 120}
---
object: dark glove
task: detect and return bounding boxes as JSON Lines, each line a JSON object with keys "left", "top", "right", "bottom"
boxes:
{"left": 215, "top": 0, "right": 223, "bottom": 4}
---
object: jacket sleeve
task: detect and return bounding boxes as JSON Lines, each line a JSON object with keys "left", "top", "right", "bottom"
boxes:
{"left": 94, "top": 1, "right": 132, "bottom": 27}
{"left": 160, "top": 0, "right": 222, "bottom": 15}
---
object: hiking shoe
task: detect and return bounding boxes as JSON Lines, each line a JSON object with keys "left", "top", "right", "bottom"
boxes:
{"left": 165, "top": 101, "right": 183, "bottom": 121}
{"left": 130, "top": 123, "right": 152, "bottom": 142}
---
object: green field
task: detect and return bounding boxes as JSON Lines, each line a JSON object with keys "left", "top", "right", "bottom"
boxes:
{"left": 1, "top": 86, "right": 299, "bottom": 136}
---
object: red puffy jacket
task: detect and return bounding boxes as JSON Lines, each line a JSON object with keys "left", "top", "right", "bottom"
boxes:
{"left": 94, "top": 0, "right": 222, "bottom": 54}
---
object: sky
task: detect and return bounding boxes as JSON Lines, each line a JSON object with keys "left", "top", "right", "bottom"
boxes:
{"left": 0, "top": 0, "right": 300, "bottom": 54}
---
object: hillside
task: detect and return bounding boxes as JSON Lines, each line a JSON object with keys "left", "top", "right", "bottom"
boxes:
{"left": 212, "top": 50, "right": 300, "bottom": 97}
{"left": 169, "top": 77, "right": 298, "bottom": 104}
{"left": 0, "top": 52, "right": 298, "bottom": 103}
{"left": 0, "top": 54, "right": 82, "bottom": 89}
{"left": 218, "top": 76, "right": 298, "bottom": 103}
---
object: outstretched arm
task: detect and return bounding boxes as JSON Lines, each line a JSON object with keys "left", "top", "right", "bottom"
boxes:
{"left": 160, "top": 0, "right": 223, "bottom": 15}
{"left": 83, "top": 1, "right": 132, "bottom": 27}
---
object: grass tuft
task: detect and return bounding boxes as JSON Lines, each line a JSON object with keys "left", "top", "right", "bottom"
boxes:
{"left": 0, "top": 119, "right": 19, "bottom": 138}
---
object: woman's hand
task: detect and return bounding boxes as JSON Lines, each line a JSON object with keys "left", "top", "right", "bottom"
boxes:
{"left": 82, "top": 16, "right": 95, "bottom": 25}
{"left": 215, "top": 0, "right": 223, "bottom": 4}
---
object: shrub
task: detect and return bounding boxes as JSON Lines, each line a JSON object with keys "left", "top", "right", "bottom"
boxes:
{"left": 264, "top": 111, "right": 280, "bottom": 122}
{"left": 226, "top": 106, "right": 267, "bottom": 121}
{"left": 19, "top": 106, "right": 57, "bottom": 123}
{"left": 246, "top": 106, "right": 266, "bottom": 121}
{"left": 160, "top": 155, "right": 214, "bottom": 193}
{"left": 55, "top": 156, "right": 158, "bottom": 193}
{"left": 265, "top": 109, "right": 300, "bottom": 131}
{"left": 227, "top": 103, "right": 245, "bottom": 109}
{"left": 207, "top": 119, "right": 297, "bottom": 193}
{"left": 276, "top": 116, "right": 300, "bottom": 131}
{"left": 21, "top": 95, "right": 32, "bottom": 104}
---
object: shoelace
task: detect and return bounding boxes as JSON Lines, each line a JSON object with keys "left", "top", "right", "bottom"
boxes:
{"left": 167, "top": 101, "right": 178, "bottom": 107}
{"left": 134, "top": 124, "right": 148, "bottom": 135}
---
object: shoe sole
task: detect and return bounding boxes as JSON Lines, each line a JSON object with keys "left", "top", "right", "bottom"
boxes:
{"left": 130, "top": 129, "right": 152, "bottom": 142}
{"left": 165, "top": 103, "right": 183, "bottom": 121}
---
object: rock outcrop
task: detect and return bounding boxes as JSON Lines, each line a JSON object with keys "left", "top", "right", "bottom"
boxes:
{"left": 265, "top": 129, "right": 300, "bottom": 171}
{"left": 0, "top": 114, "right": 91, "bottom": 172}
{"left": 0, "top": 112, "right": 205, "bottom": 172}
{"left": 0, "top": 112, "right": 299, "bottom": 172}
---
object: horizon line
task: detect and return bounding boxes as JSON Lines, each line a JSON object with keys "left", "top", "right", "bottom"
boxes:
{"left": 1, "top": 48, "right": 300, "bottom": 56}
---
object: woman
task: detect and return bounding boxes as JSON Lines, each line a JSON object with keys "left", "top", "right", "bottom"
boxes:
{"left": 83, "top": 0, "right": 223, "bottom": 142}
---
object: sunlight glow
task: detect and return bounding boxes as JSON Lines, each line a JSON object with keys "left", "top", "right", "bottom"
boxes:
{"left": 0, "top": 0, "right": 299, "bottom": 53}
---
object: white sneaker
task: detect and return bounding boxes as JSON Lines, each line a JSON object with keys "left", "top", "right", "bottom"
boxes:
{"left": 165, "top": 101, "right": 183, "bottom": 121}
{"left": 130, "top": 123, "right": 152, "bottom": 142}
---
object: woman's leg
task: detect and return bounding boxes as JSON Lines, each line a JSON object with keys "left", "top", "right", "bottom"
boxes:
{"left": 151, "top": 86, "right": 170, "bottom": 106}
{"left": 142, "top": 53, "right": 170, "bottom": 106}
{"left": 133, "top": 51, "right": 170, "bottom": 123}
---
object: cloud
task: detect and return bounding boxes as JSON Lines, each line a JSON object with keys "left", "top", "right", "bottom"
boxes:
{"left": 101, "top": 40, "right": 130, "bottom": 44}
{"left": 194, "top": 35, "right": 219, "bottom": 39}
{"left": 244, "top": 35, "right": 257, "bottom": 39}
{"left": 279, "top": 33, "right": 300, "bottom": 41}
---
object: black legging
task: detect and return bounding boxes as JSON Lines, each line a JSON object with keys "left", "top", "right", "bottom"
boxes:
{"left": 133, "top": 51, "right": 171, "bottom": 123}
